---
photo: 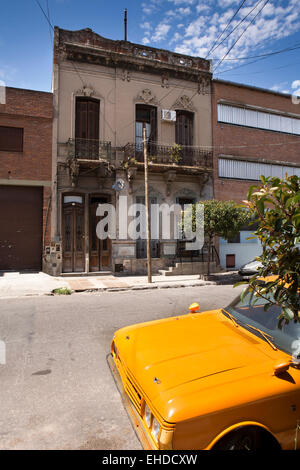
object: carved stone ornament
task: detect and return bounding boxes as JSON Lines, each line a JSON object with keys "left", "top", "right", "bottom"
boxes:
{"left": 161, "top": 74, "right": 169, "bottom": 89}
{"left": 68, "top": 157, "right": 79, "bottom": 188}
{"left": 198, "top": 172, "right": 210, "bottom": 197}
{"left": 121, "top": 70, "right": 131, "bottom": 82}
{"left": 164, "top": 170, "right": 177, "bottom": 197}
{"left": 75, "top": 85, "right": 96, "bottom": 97}
{"left": 197, "top": 76, "right": 211, "bottom": 95}
{"left": 136, "top": 89, "right": 158, "bottom": 105}
{"left": 172, "top": 95, "right": 194, "bottom": 111}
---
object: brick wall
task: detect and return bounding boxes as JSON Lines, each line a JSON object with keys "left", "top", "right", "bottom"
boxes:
{"left": 212, "top": 80, "right": 300, "bottom": 204}
{"left": 0, "top": 87, "right": 53, "bottom": 263}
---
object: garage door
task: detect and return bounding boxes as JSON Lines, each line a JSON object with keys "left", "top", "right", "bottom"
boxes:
{"left": 0, "top": 186, "right": 43, "bottom": 271}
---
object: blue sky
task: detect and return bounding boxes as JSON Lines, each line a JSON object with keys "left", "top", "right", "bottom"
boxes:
{"left": 1, "top": 0, "right": 300, "bottom": 95}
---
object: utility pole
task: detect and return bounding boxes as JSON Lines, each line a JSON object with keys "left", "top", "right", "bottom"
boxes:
{"left": 124, "top": 8, "right": 127, "bottom": 41}
{"left": 143, "top": 124, "right": 152, "bottom": 283}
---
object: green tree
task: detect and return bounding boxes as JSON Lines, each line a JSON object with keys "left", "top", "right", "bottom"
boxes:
{"left": 184, "top": 200, "right": 250, "bottom": 276}
{"left": 242, "top": 174, "right": 300, "bottom": 326}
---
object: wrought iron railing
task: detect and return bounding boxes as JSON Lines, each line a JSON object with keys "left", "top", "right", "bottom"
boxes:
{"left": 176, "top": 241, "right": 220, "bottom": 264}
{"left": 67, "top": 138, "right": 111, "bottom": 161}
{"left": 124, "top": 142, "right": 213, "bottom": 168}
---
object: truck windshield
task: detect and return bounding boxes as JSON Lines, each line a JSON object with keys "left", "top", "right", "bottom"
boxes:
{"left": 224, "top": 289, "right": 300, "bottom": 356}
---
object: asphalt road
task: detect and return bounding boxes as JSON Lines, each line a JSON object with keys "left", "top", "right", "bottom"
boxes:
{"left": 0, "top": 284, "right": 243, "bottom": 450}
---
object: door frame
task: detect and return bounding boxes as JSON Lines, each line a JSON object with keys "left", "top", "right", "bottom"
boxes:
{"left": 89, "top": 193, "right": 112, "bottom": 272}
{"left": 61, "top": 192, "right": 86, "bottom": 273}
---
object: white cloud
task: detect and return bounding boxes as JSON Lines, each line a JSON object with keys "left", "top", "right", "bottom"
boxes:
{"left": 171, "top": 0, "right": 300, "bottom": 66}
{"left": 140, "top": 22, "right": 151, "bottom": 30}
{"left": 292, "top": 80, "right": 300, "bottom": 89}
{"left": 152, "top": 23, "right": 171, "bottom": 42}
{"left": 168, "top": 0, "right": 195, "bottom": 4}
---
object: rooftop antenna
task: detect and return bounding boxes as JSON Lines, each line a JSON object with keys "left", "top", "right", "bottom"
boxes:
{"left": 124, "top": 8, "right": 127, "bottom": 41}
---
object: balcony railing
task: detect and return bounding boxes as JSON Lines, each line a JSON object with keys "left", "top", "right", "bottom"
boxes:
{"left": 67, "top": 138, "right": 111, "bottom": 161}
{"left": 124, "top": 143, "right": 213, "bottom": 168}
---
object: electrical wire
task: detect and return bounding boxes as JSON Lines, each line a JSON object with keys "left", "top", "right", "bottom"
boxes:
{"left": 205, "top": 0, "right": 248, "bottom": 58}
{"left": 207, "top": 0, "right": 266, "bottom": 59}
{"left": 214, "top": 0, "right": 271, "bottom": 72}
{"left": 216, "top": 45, "right": 300, "bottom": 75}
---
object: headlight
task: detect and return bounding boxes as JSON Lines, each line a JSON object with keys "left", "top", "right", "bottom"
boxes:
{"left": 144, "top": 404, "right": 152, "bottom": 428}
{"left": 151, "top": 417, "right": 160, "bottom": 441}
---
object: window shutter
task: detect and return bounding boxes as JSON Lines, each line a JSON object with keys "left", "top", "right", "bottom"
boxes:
{"left": 0, "top": 126, "right": 23, "bottom": 152}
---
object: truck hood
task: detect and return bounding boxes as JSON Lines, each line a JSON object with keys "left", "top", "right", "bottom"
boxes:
{"left": 115, "top": 310, "right": 286, "bottom": 422}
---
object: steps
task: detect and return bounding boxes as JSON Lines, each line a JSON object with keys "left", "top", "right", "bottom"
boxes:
{"left": 159, "top": 261, "right": 222, "bottom": 276}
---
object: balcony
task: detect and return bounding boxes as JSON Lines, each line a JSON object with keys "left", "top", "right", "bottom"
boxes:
{"left": 67, "top": 138, "right": 111, "bottom": 162}
{"left": 123, "top": 143, "right": 213, "bottom": 170}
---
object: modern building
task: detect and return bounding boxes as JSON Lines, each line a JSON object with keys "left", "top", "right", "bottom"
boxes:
{"left": 50, "top": 27, "right": 214, "bottom": 276}
{"left": 0, "top": 87, "right": 53, "bottom": 272}
{"left": 212, "top": 79, "right": 300, "bottom": 270}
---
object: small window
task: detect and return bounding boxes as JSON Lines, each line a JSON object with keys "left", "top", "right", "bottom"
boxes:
{"left": 0, "top": 126, "right": 23, "bottom": 152}
{"left": 64, "top": 195, "right": 83, "bottom": 204}
{"left": 228, "top": 233, "right": 241, "bottom": 243}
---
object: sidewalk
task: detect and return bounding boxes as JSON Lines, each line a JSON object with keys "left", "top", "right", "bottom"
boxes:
{"left": 0, "top": 271, "right": 240, "bottom": 298}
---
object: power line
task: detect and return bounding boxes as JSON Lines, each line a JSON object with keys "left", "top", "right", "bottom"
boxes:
{"left": 214, "top": 41, "right": 300, "bottom": 62}
{"left": 205, "top": 0, "right": 248, "bottom": 58}
{"left": 219, "top": 60, "right": 299, "bottom": 77}
{"left": 207, "top": 0, "right": 265, "bottom": 59}
{"left": 34, "top": 0, "right": 54, "bottom": 31}
{"left": 216, "top": 43, "right": 300, "bottom": 75}
{"left": 46, "top": 0, "right": 53, "bottom": 43}
{"left": 214, "top": 0, "right": 271, "bottom": 72}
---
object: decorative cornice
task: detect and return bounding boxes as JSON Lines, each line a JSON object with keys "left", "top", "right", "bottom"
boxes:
{"left": 136, "top": 88, "right": 158, "bottom": 105}
{"left": 74, "top": 85, "right": 98, "bottom": 98}
{"left": 172, "top": 95, "right": 194, "bottom": 111}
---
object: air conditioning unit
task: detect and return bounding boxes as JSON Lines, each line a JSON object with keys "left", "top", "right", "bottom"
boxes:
{"left": 161, "top": 109, "right": 176, "bottom": 122}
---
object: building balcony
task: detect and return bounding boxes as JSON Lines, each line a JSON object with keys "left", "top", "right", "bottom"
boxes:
{"left": 123, "top": 142, "right": 213, "bottom": 170}
{"left": 67, "top": 138, "right": 112, "bottom": 162}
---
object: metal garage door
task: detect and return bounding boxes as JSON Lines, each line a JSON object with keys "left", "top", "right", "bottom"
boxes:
{"left": 0, "top": 186, "right": 43, "bottom": 271}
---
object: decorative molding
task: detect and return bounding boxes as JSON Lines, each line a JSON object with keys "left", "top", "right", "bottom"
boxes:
{"left": 197, "top": 75, "right": 210, "bottom": 95}
{"left": 136, "top": 88, "right": 158, "bottom": 105}
{"left": 164, "top": 170, "right": 176, "bottom": 197}
{"left": 172, "top": 95, "right": 194, "bottom": 111}
{"left": 161, "top": 74, "right": 169, "bottom": 89}
{"left": 74, "top": 85, "right": 98, "bottom": 98}
{"left": 121, "top": 69, "right": 131, "bottom": 82}
{"left": 173, "top": 187, "right": 198, "bottom": 200}
{"left": 68, "top": 158, "right": 79, "bottom": 187}
{"left": 198, "top": 172, "right": 210, "bottom": 197}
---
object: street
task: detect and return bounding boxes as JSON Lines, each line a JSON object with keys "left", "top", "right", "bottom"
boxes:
{"left": 0, "top": 284, "right": 243, "bottom": 450}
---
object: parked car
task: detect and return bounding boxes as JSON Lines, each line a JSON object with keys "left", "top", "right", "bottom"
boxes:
{"left": 238, "top": 259, "right": 263, "bottom": 277}
{"left": 108, "top": 286, "right": 300, "bottom": 450}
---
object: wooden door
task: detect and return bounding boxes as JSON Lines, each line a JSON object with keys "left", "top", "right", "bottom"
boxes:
{"left": 0, "top": 186, "right": 42, "bottom": 271}
{"left": 175, "top": 111, "right": 194, "bottom": 146}
{"left": 62, "top": 203, "right": 85, "bottom": 273}
{"left": 89, "top": 197, "right": 111, "bottom": 271}
{"left": 75, "top": 98, "right": 100, "bottom": 159}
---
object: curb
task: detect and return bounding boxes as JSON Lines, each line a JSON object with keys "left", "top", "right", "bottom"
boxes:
{"left": 66, "top": 280, "right": 218, "bottom": 294}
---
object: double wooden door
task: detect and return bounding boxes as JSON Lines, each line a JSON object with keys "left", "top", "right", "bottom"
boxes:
{"left": 89, "top": 196, "right": 111, "bottom": 271}
{"left": 62, "top": 202, "right": 85, "bottom": 273}
{"left": 62, "top": 195, "right": 112, "bottom": 273}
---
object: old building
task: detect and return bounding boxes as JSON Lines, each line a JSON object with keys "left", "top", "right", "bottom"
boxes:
{"left": 0, "top": 87, "right": 53, "bottom": 272}
{"left": 212, "top": 79, "right": 300, "bottom": 270}
{"left": 50, "top": 27, "right": 214, "bottom": 276}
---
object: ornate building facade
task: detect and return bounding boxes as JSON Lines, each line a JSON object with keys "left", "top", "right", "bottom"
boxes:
{"left": 48, "top": 27, "right": 214, "bottom": 275}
